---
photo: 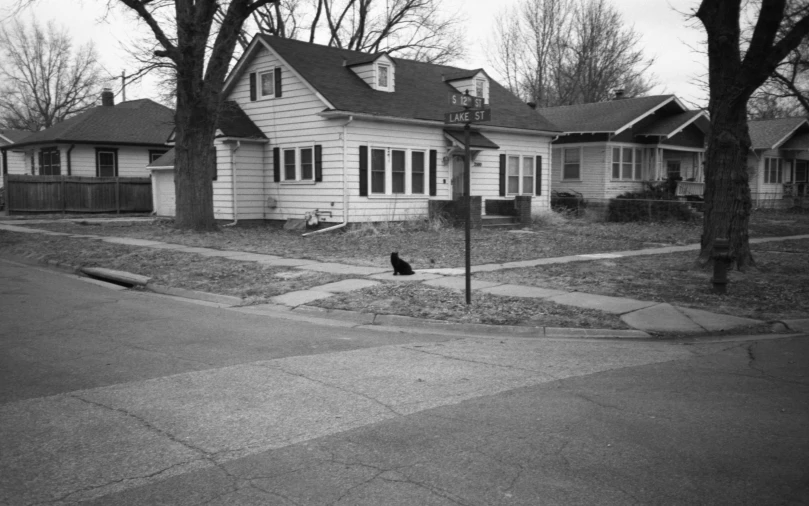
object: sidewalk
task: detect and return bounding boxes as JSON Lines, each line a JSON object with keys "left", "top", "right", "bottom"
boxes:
{"left": 3, "top": 220, "right": 807, "bottom": 336}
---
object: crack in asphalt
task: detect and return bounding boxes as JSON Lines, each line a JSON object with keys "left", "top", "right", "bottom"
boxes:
{"left": 258, "top": 362, "right": 403, "bottom": 418}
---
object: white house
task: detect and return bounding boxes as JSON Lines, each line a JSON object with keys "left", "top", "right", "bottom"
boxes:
{"left": 2, "top": 90, "right": 173, "bottom": 181}
{"left": 153, "top": 35, "right": 561, "bottom": 225}
{"left": 746, "top": 117, "right": 809, "bottom": 208}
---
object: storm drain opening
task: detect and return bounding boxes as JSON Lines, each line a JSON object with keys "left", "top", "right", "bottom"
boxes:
{"left": 79, "top": 267, "right": 151, "bottom": 289}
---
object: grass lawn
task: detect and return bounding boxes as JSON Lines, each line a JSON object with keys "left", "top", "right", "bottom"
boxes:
{"left": 2, "top": 209, "right": 808, "bottom": 328}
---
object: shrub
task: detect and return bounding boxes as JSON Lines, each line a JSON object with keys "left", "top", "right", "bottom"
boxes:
{"left": 551, "top": 190, "right": 587, "bottom": 217}
{"left": 607, "top": 181, "right": 695, "bottom": 222}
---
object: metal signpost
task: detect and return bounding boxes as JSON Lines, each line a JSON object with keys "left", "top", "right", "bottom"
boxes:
{"left": 444, "top": 90, "right": 491, "bottom": 304}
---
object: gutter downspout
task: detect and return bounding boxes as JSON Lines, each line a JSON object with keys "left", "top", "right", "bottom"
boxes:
{"left": 224, "top": 141, "right": 241, "bottom": 227}
{"left": 303, "top": 116, "right": 353, "bottom": 237}
{"left": 66, "top": 144, "right": 75, "bottom": 176}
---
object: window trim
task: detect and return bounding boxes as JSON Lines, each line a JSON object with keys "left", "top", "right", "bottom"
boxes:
{"left": 561, "top": 147, "right": 582, "bottom": 181}
{"left": 258, "top": 69, "right": 276, "bottom": 99}
{"left": 764, "top": 157, "right": 784, "bottom": 184}
{"left": 366, "top": 145, "right": 430, "bottom": 197}
{"left": 505, "top": 153, "right": 535, "bottom": 196}
{"left": 39, "top": 147, "right": 61, "bottom": 176}
{"left": 95, "top": 148, "right": 118, "bottom": 178}
{"left": 611, "top": 145, "right": 644, "bottom": 181}
{"left": 280, "top": 145, "right": 317, "bottom": 184}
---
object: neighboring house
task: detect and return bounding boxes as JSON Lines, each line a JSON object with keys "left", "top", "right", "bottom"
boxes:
{"left": 2, "top": 90, "right": 174, "bottom": 180}
{"left": 746, "top": 117, "right": 809, "bottom": 208}
{"left": 151, "top": 35, "right": 560, "bottom": 223}
{"left": 538, "top": 94, "right": 709, "bottom": 200}
{"left": 1, "top": 129, "right": 34, "bottom": 187}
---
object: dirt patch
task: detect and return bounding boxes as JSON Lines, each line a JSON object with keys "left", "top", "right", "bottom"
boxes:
{"left": 309, "top": 282, "right": 630, "bottom": 329}
{"left": 475, "top": 239, "right": 809, "bottom": 321}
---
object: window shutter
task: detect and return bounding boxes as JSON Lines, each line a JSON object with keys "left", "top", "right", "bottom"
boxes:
{"left": 499, "top": 154, "right": 506, "bottom": 196}
{"left": 273, "top": 147, "right": 280, "bottom": 182}
{"left": 274, "top": 67, "right": 282, "bottom": 98}
{"left": 535, "top": 156, "right": 542, "bottom": 195}
{"left": 359, "top": 146, "right": 368, "bottom": 197}
{"left": 315, "top": 145, "right": 323, "bottom": 182}
{"left": 38, "top": 150, "right": 43, "bottom": 175}
{"left": 249, "top": 72, "right": 257, "bottom": 101}
{"left": 429, "top": 150, "right": 437, "bottom": 196}
{"left": 211, "top": 146, "right": 218, "bottom": 181}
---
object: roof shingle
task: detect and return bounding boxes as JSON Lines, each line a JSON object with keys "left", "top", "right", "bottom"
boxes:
{"left": 256, "top": 35, "right": 559, "bottom": 133}
{"left": 748, "top": 117, "right": 809, "bottom": 150}
{"left": 537, "top": 95, "right": 676, "bottom": 133}
{"left": 10, "top": 99, "right": 174, "bottom": 148}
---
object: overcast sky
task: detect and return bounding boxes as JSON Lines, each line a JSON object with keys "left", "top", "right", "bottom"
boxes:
{"left": 0, "top": 0, "right": 707, "bottom": 107}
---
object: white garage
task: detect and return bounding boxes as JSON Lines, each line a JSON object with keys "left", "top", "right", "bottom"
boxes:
{"left": 149, "top": 149, "right": 176, "bottom": 217}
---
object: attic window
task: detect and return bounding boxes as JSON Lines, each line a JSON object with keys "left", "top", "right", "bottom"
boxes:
{"left": 476, "top": 79, "right": 485, "bottom": 98}
{"left": 378, "top": 64, "right": 390, "bottom": 88}
{"left": 259, "top": 71, "right": 275, "bottom": 98}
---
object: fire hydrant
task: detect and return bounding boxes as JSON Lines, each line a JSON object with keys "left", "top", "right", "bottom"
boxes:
{"left": 711, "top": 238, "right": 731, "bottom": 295}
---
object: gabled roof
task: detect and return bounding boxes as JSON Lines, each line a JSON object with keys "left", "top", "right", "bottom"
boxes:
{"left": 344, "top": 52, "right": 395, "bottom": 67}
{"left": 0, "top": 129, "right": 34, "bottom": 145}
{"left": 217, "top": 101, "right": 267, "bottom": 139}
{"left": 748, "top": 117, "right": 809, "bottom": 150}
{"left": 636, "top": 110, "right": 709, "bottom": 138}
{"left": 10, "top": 99, "right": 175, "bottom": 148}
{"left": 537, "top": 95, "right": 679, "bottom": 134}
{"left": 148, "top": 147, "right": 175, "bottom": 168}
{"left": 225, "top": 35, "right": 559, "bottom": 133}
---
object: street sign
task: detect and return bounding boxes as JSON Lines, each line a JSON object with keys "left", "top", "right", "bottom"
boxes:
{"left": 444, "top": 108, "right": 491, "bottom": 124}
{"left": 448, "top": 92, "right": 485, "bottom": 110}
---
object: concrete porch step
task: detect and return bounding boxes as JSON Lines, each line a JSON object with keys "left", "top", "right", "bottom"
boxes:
{"left": 482, "top": 215, "right": 521, "bottom": 229}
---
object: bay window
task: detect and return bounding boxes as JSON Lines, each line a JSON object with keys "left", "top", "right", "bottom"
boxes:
{"left": 612, "top": 147, "right": 643, "bottom": 180}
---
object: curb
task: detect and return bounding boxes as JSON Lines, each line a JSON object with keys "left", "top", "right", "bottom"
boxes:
{"left": 6, "top": 254, "right": 799, "bottom": 341}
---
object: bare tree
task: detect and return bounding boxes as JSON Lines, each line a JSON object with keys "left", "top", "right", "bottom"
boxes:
{"left": 748, "top": 40, "right": 809, "bottom": 118}
{"left": 110, "top": 0, "right": 278, "bottom": 231}
{"left": 487, "top": 0, "right": 654, "bottom": 106}
{"left": 695, "top": 0, "right": 809, "bottom": 269}
{"left": 232, "top": 0, "right": 466, "bottom": 64}
{"left": 0, "top": 20, "right": 105, "bottom": 131}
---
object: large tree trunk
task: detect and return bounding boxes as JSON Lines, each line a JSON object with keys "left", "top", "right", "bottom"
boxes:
{"left": 697, "top": 0, "right": 755, "bottom": 270}
{"left": 172, "top": 47, "right": 221, "bottom": 230}
{"left": 699, "top": 102, "right": 755, "bottom": 270}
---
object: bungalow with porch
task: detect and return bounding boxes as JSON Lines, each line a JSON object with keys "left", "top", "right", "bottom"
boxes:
{"left": 746, "top": 117, "right": 809, "bottom": 208}
{"left": 150, "top": 35, "right": 560, "bottom": 226}
{"left": 537, "top": 94, "right": 709, "bottom": 201}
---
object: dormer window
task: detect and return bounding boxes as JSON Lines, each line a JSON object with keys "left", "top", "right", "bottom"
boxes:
{"left": 378, "top": 65, "right": 390, "bottom": 88}
{"left": 346, "top": 53, "right": 395, "bottom": 92}
{"left": 260, "top": 70, "right": 275, "bottom": 98}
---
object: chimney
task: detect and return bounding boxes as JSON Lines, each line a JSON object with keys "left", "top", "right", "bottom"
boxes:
{"left": 101, "top": 88, "right": 115, "bottom": 106}
{"left": 613, "top": 88, "right": 625, "bottom": 100}
{"left": 527, "top": 102, "right": 537, "bottom": 109}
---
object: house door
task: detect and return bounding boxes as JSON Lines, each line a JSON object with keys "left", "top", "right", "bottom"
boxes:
{"left": 451, "top": 155, "right": 465, "bottom": 199}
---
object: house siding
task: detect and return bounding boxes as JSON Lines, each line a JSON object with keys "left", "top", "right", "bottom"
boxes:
{"left": 552, "top": 145, "right": 607, "bottom": 199}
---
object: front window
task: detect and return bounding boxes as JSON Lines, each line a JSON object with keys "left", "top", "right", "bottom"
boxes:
{"left": 284, "top": 149, "right": 296, "bottom": 180}
{"left": 562, "top": 148, "right": 580, "bottom": 180}
{"left": 507, "top": 155, "right": 535, "bottom": 195}
{"left": 369, "top": 147, "right": 428, "bottom": 196}
{"left": 281, "top": 146, "right": 317, "bottom": 182}
{"left": 97, "top": 150, "right": 117, "bottom": 177}
{"left": 259, "top": 70, "right": 274, "bottom": 98}
{"left": 764, "top": 157, "right": 783, "bottom": 184}
{"left": 39, "top": 147, "right": 60, "bottom": 175}
{"left": 612, "top": 147, "right": 643, "bottom": 180}
{"left": 378, "top": 65, "right": 389, "bottom": 88}
{"left": 371, "top": 148, "right": 386, "bottom": 193}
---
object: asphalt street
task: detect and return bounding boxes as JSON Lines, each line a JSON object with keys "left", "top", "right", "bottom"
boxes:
{"left": 1, "top": 258, "right": 807, "bottom": 505}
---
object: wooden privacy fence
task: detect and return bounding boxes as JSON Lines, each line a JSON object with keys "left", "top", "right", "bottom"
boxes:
{"left": 2, "top": 175, "right": 152, "bottom": 214}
